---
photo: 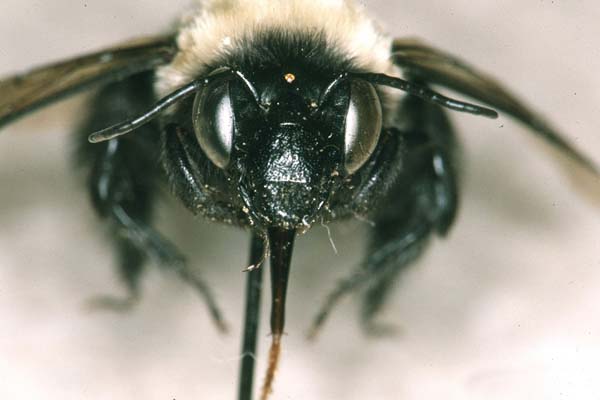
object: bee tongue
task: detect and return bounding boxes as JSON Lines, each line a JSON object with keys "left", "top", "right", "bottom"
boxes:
{"left": 260, "top": 227, "right": 296, "bottom": 400}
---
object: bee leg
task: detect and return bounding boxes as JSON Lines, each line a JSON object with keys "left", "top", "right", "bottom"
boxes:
{"left": 358, "top": 204, "right": 435, "bottom": 336}
{"left": 309, "top": 96, "right": 458, "bottom": 338}
{"left": 87, "top": 138, "right": 226, "bottom": 331}
{"left": 79, "top": 133, "right": 155, "bottom": 311}
{"left": 361, "top": 96, "right": 459, "bottom": 335}
{"left": 74, "top": 73, "right": 226, "bottom": 331}
{"left": 83, "top": 137, "right": 227, "bottom": 331}
{"left": 85, "top": 237, "right": 144, "bottom": 312}
{"left": 71, "top": 72, "right": 158, "bottom": 311}
{"left": 308, "top": 209, "right": 433, "bottom": 339}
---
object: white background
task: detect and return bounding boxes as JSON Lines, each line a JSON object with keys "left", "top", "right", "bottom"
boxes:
{"left": 1, "top": 1, "right": 599, "bottom": 399}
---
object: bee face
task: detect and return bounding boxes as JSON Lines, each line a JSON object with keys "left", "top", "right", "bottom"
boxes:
{"left": 193, "top": 70, "right": 385, "bottom": 229}
{"left": 175, "top": 28, "right": 387, "bottom": 230}
{"left": 192, "top": 68, "right": 347, "bottom": 229}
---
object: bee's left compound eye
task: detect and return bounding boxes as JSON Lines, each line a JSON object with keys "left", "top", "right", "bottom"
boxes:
{"left": 193, "top": 81, "right": 235, "bottom": 169}
{"left": 343, "top": 80, "right": 383, "bottom": 175}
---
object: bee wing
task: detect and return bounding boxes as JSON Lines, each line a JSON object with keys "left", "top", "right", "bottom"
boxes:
{"left": 0, "top": 35, "right": 176, "bottom": 129}
{"left": 392, "top": 38, "right": 599, "bottom": 176}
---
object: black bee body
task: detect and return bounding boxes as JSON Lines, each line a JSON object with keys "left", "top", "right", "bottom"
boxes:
{"left": 74, "top": 29, "right": 459, "bottom": 338}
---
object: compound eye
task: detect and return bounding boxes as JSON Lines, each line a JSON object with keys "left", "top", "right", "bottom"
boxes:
{"left": 344, "top": 80, "right": 382, "bottom": 174}
{"left": 193, "top": 81, "right": 234, "bottom": 169}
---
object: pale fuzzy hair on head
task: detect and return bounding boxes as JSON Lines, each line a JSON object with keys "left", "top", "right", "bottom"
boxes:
{"left": 155, "top": 0, "right": 395, "bottom": 96}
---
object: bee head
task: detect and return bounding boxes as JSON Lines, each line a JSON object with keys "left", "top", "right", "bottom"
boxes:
{"left": 192, "top": 67, "right": 383, "bottom": 230}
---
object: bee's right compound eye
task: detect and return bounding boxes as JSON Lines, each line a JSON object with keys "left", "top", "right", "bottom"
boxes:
{"left": 193, "top": 81, "right": 234, "bottom": 169}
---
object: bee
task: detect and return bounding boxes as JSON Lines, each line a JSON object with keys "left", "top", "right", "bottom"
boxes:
{"left": 1, "top": 1, "right": 599, "bottom": 400}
